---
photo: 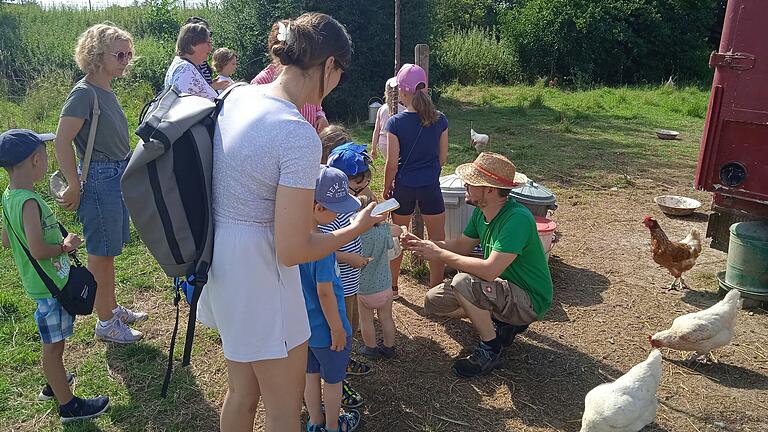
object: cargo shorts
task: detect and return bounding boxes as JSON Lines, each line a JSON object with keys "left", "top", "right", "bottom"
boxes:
{"left": 424, "top": 273, "right": 537, "bottom": 326}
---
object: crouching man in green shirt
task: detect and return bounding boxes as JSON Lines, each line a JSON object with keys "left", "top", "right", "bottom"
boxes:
{"left": 403, "top": 152, "right": 553, "bottom": 378}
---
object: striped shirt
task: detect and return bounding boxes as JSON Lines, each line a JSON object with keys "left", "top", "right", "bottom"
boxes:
{"left": 250, "top": 64, "right": 326, "bottom": 128}
{"left": 198, "top": 61, "right": 213, "bottom": 84}
{"left": 318, "top": 212, "right": 361, "bottom": 297}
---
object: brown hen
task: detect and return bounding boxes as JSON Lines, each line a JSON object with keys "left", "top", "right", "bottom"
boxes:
{"left": 642, "top": 216, "right": 702, "bottom": 290}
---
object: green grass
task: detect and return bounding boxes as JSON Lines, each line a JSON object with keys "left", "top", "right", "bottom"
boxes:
{"left": 0, "top": 82, "right": 709, "bottom": 430}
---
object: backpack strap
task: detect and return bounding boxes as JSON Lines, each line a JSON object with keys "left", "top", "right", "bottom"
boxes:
{"left": 160, "top": 81, "right": 246, "bottom": 398}
{"left": 79, "top": 85, "right": 101, "bottom": 187}
{"left": 2, "top": 204, "right": 64, "bottom": 299}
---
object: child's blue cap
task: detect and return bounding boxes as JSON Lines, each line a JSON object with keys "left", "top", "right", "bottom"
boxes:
{"left": 0, "top": 129, "right": 56, "bottom": 167}
{"left": 327, "top": 142, "right": 371, "bottom": 177}
{"left": 315, "top": 166, "right": 361, "bottom": 213}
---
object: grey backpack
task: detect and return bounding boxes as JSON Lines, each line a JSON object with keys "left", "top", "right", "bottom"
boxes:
{"left": 121, "top": 83, "right": 244, "bottom": 396}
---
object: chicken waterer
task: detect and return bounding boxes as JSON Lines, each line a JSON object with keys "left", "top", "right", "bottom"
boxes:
{"left": 717, "top": 220, "right": 768, "bottom": 306}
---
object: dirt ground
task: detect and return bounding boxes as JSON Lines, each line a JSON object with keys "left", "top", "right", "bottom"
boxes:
{"left": 332, "top": 177, "right": 768, "bottom": 432}
{"left": 107, "top": 172, "right": 767, "bottom": 432}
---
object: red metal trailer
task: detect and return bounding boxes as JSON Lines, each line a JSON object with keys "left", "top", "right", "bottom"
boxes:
{"left": 695, "top": 0, "right": 768, "bottom": 251}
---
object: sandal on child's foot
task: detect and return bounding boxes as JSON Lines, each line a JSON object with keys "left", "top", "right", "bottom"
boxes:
{"left": 341, "top": 380, "right": 364, "bottom": 408}
{"left": 326, "top": 409, "right": 361, "bottom": 432}
{"left": 345, "top": 358, "right": 371, "bottom": 376}
{"left": 306, "top": 422, "right": 325, "bottom": 432}
{"left": 392, "top": 286, "right": 399, "bottom": 300}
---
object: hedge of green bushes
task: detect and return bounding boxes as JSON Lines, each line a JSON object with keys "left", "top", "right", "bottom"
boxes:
{"left": 0, "top": 0, "right": 724, "bottom": 119}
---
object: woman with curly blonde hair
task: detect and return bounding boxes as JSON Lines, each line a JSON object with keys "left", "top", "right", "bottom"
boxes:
{"left": 53, "top": 23, "right": 148, "bottom": 344}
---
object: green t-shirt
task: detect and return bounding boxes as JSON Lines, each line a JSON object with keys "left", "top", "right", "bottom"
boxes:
{"left": 463, "top": 199, "right": 553, "bottom": 318}
{"left": 2, "top": 188, "right": 70, "bottom": 299}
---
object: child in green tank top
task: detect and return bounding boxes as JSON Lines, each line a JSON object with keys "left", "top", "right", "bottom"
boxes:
{"left": 0, "top": 129, "right": 110, "bottom": 422}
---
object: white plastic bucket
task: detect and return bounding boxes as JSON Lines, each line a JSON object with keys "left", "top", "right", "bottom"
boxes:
{"left": 440, "top": 174, "right": 474, "bottom": 242}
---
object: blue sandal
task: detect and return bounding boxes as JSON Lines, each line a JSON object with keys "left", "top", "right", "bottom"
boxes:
{"left": 306, "top": 422, "right": 325, "bottom": 432}
{"left": 326, "top": 409, "right": 361, "bottom": 432}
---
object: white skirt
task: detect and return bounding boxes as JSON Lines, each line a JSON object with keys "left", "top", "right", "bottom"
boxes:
{"left": 197, "top": 222, "right": 310, "bottom": 362}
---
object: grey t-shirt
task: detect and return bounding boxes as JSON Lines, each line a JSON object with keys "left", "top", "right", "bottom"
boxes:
{"left": 60, "top": 78, "right": 130, "bottom": 161}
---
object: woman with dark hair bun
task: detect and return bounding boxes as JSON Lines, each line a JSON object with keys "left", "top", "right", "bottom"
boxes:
{"left": 196, "top": 13, "right": 381, "bottom": 432}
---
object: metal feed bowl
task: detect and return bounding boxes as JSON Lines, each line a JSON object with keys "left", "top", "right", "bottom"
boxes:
{"left": 654, "top": 195, "right": 702, "bottom": 216}
{"left": 655, "top": 129, "right": 680, "bottom": 140}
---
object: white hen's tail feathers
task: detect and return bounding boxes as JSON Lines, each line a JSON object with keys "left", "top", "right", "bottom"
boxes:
{"left": 680, "top": 228, "right": 703, "bottom": 255}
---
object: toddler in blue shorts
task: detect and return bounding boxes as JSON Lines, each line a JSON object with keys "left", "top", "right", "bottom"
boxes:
{"left": 299, "top": 166, "right": 362, "bottom": 432}
{"left": 0, "top": 129, "right": 110, "bottom": 423}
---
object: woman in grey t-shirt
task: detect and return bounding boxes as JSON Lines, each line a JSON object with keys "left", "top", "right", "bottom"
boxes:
{"left": 53, "top": 24, "right": 147, "bottom": 344}
{"left": 196, "top": 13, "right": 382, "bottom": 432}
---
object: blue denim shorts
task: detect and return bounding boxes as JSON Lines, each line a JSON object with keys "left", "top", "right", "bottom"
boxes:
{"left": 34, "top": 297, "right": 75, "bottom": 344}
{"left": 77, "top": 159, "right": 131, "bottom": 257}
{"left": 393, "top": 182, "right": 445, "bottom": 216}
{"left": 306, "top": 336, "right": 352, "bottom": 384}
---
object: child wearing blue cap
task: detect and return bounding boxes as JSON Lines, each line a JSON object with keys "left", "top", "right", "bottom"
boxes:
{"left": 0, "top": 129, "right": 110, "bottom": 422}
{"left": 300, "top": 166, "right": 362, "bottom": 432}
{"left": 319, "top": 132, "right": 375, "bottom": 407}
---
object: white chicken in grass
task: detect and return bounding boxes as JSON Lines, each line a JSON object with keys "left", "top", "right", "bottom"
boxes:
{"left": 649, "top": 289, "right": 741, "bottom": 363}
{"left": 470, "top": 121, "right": 490, "bottom": 153}
{"left": 580, "top": 350, "right": 662, "bottom": 432}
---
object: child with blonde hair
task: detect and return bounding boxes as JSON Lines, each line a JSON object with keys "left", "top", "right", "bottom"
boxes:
{"left": 356, "top": 195, "right": 402, "bottom": 359}
{"left": 370, "top": 78, "right": 405, "bottom": 160}
{"left": 211, "top": 47, "right": 237, "bottom": 89}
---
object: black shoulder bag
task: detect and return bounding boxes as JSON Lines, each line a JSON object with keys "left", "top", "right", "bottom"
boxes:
{"left": 2, "top": 206, "right": 97, "bottom": 316}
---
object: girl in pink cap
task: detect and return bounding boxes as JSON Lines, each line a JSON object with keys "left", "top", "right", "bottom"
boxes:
{"left": 383, "top": 63, "right": 449, "bottom": 296}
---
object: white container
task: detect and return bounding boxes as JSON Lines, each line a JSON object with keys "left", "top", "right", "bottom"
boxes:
{"left": 440, "top": 174, "right": 474, "bottom": 242}
{"left": 367, "top": 100, "right": 382, "bottom": 124}
{"left": 535, "top": 216, "right": 557, "bottom": 258}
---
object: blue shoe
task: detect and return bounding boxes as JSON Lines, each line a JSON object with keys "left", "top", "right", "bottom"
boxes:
{"left": 306, "top": 422, "right": 325, "bottom": 432}
{"left": 356, "top": 345, "right": 382, "bottom": 359}
{"left": 326, "top": 409, "right": 361, "bottom": 432}
{"left": 59, "top": 396, "right": 110, "bottom": 423}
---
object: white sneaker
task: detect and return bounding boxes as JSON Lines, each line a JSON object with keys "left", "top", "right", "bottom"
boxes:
{"left": 95, "top": 318, "right": 143, "bottom": 343}
{"left": 113, "top": 305, "right": 148, "bottom": 325}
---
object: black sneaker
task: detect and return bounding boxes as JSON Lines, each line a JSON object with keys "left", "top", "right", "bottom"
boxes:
{"left": 452, "top": 343, "right": 503, "bottom": 378}
{"left": 39, "top": 371, "right": 76, "bottom": 401}
{"left": 59, "top": 396, "right": 110, "bottom": 423}
{"left": 493, "top": 318, "right": 529, "bottom": 347}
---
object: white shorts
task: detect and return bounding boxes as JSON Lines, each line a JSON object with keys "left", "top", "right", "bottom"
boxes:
{"left": 197, "top": 222, "right": 310, "bottom": 362}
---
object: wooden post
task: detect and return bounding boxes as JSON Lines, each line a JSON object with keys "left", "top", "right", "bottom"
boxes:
{"left": 415, "top": 44, "right": 430, "bottom": 82}
{"left": 411, "top": 44, "right": 430, "bottom": 264}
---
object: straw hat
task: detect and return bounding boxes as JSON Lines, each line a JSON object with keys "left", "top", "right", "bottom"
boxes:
{"left": 455, "top": 152, "right": 525, "bottom": 188}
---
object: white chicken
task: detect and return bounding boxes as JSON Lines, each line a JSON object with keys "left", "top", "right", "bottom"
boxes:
{"left": 470, "top": 121, "right": 490, "bottom": 153}
{"left": 580, "top": 350, "right": 662, "bottom": 432}
{"left": 649, "top": 289, "right": 741, "bottom": 363}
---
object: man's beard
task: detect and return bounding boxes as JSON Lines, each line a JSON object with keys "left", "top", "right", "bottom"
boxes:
{"left": 465, "top": 198, "right": 480, "bottom": 207}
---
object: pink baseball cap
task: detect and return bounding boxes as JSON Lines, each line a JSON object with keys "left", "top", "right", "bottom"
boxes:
{"left": 389, "top": 63, "right": 427, "bottom": 93}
